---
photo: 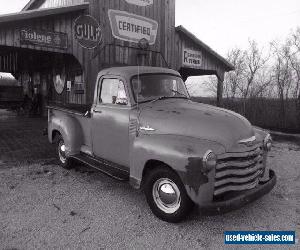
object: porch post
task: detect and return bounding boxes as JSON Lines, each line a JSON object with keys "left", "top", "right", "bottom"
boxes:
{"left": 216, "top": 72, "right": 224, "bottom": 107}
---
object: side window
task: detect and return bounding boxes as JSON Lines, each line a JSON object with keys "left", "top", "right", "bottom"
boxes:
{"left": 100, "top": 79, "right": 128, "bottom": 105}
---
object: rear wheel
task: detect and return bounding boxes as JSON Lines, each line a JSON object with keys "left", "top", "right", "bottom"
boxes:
{"left": 56, "top": 135, "right": 72, "bottom": 169}
{"left": 144, "top": 167, "right": 194, "bottom": 223}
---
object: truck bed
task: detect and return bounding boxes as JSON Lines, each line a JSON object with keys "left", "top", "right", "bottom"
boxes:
{"left": 47, "top": 102, "right": 91, "bottom": 115}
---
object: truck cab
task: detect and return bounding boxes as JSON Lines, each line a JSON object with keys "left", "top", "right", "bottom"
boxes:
{"left": 48, "top": 66, "right": 276, "bottom": 222}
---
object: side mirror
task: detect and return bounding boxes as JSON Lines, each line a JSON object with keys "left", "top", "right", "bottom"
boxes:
{"left": 84, "top": 110, "right": 91, "bottom": 118}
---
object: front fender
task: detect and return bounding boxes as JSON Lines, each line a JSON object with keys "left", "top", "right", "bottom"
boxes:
{"left": 48, "top": 109, "right": 84, "bottom": 156}
{"left": 130, "top": 134, "right": 225, "bottom": 204}
{"left": 253, "top": 126, "right": 268, "bottom": 141}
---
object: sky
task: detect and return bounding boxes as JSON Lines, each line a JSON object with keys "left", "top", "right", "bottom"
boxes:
{"left": 0, "top": 0, "right": 299, "bottom": 57}
{"left": 176, "top": 0, "right": 300, "bottom": 57}
{"left": 0, "top": 0, "right": 299, "bottom": 95}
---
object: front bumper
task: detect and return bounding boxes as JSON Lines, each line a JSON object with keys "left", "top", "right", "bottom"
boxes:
{"left": 198, "top": 170, "right": 276, "bottom": 215}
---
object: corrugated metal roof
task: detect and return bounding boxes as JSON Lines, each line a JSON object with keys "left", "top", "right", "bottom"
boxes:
{"left": 0, "top": 3, "right": 89, "bottom": 24}
{"left": 176, "top": 25, "right": 234, "bottom": 71}
{"left": 22, "top": 0, "right": 43, "bottom": 11}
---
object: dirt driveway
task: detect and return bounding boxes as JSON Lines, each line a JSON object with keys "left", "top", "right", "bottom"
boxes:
{"left": 0, "top": 109, "right": 299, "bottom": 249}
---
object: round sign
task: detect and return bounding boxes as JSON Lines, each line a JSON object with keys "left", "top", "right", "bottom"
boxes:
{"left": 74, "top": 15, "right": 102, "bottom": 49}
{"left": 54, "top": 74, "right": 65, "bottom": 94}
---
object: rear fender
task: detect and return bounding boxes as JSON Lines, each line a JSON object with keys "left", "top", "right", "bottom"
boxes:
{"left": 48, "top": 109, "right": 84, "bottom": 156}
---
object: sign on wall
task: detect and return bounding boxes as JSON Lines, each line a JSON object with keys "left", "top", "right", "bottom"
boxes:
{"left": 183, "top": 48, "right": 203, "bottom": 68}
{"left": 74, "top": 15, "right": 103, "bottom": 49}
{"left": 125, "top": 0, "right": 153, "bottom": 7}
{"left": 108, "top": 9, "right": 158, "bottom": 45}
{"left": 54, "top": 74, "right": 65, "bottom": 94}
{"left": 20, "top": 29, "right": 68, "bottom": 49}
{"left": 66, "top": 81, "right": 72, "bottom": 92}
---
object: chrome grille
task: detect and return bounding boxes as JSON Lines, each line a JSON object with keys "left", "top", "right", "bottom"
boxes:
{"left": 214, "top": 145, "right": 264, "bottom": 196}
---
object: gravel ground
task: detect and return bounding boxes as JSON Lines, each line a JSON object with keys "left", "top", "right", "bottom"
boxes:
{"left": 0, "top": 110, "right": 299, "bottom": 249}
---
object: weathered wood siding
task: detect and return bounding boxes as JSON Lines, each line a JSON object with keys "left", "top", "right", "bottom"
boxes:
{"left": 0, "top": 8, "right": 88, "bottom": 104}
{"left": 0, "top": 52, "right": 18, "bottom": 73}
{"left": 173, "top": 32, "right": 225, "bottom": 79}
{"left": 87, "top": 0, "right": 175, "bottom": 66}
{"left": 0, "top": 0, "right": 230, "bottom": 107}
{"left": 0, "top": 12, "right": 83, "bottom": 55}
{"left": 0, "top": 0, "right": 175, "bottom": 104}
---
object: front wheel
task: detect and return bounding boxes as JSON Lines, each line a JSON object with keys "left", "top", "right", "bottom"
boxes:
{"left": 56, "top": 135, "right": 72, "bottom": 169}
{"left": 144, "top": 167, "right": 194, "bottom": 223}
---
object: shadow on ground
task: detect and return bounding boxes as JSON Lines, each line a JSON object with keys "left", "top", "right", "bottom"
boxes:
{"left": 0, "top": 109, "right": 56, "bottom": 164}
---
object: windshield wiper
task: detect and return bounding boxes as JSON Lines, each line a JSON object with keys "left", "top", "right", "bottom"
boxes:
{"left": 138, "top": 92, "right": 188, "bottom": 105}
{"left": 136, "top": 97, "right": 170, "bottom": 104}
{"left": 149, "top": 96, "right": 173, "bottom": 104}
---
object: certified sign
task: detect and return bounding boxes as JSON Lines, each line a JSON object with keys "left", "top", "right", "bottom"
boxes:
{"left": 108, "top": 9, "right": 158, "bottom": 45}
{"left": 74, "top": 15, "right": 102, "bottom": 49}
{"left": 125, "top": 0, "right": 153, "bottom": 6}
{"left": 183, "top": 48, "right": 202, "bottom": 68}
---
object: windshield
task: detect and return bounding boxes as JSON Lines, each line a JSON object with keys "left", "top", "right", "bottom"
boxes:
{"left": 131, "top": 74, "right": 190, "bottom": 103}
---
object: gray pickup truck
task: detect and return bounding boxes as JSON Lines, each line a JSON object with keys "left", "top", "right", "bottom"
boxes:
{"left": 48, "top": 66, "right": 276, "bottom": 222}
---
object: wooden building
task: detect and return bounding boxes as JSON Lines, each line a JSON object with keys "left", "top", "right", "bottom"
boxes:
{"left": 0, "top": 0, "right": 234, "bottom": 110}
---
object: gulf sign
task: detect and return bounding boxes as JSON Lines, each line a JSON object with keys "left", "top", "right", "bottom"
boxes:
{"left": 183, "top": 48, "right": 203, "bottom": 68}
{"left": 74, "top": 15, "right": 102, "bottom": 49}
{"left": 108, "top": 9, "right": 158, "bottom": 45}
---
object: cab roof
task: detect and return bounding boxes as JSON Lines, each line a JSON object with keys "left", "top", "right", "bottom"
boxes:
{"left": 98, "top": 66, "right": 181, "bottom": 79}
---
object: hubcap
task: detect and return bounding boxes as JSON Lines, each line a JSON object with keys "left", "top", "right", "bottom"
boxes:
{"left": 152, "top": 178, "right": 181, "bottom": 214}
{"left": 58, "top": 140, "right": 67, "bottom": 164}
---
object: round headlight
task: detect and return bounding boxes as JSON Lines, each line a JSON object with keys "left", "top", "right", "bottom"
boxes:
{"left": 203, "top": 150, "right": 217, "bottom": 172}
{"left": 264, "top": 134, "right": 272, "bottom": 151}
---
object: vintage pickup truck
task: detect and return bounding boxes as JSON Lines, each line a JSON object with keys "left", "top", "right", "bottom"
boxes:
{"left": 48, "top": 66, "right": 276, "bottom": 222}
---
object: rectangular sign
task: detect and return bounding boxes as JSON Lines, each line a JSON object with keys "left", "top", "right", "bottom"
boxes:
{"left": 66, "top": 81, "right": 72, "bottom": 92}
{"left": 183, "top": 48, "right": 202, "bottom": 68}
{"left": 20, "top": 29, "right": 68, "bottom": 49}
{"left": 224, "top": 231, "right": 296, "bottom": 245}
{"left": 108, "top": 9, "right": 158, "bottom": 45}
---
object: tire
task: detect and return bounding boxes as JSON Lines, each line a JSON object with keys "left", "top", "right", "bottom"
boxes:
{"left": 56, "top": 135, "right": 72, "bottom": 169}
{"left": 144, "top": 166, "right": 194, "bottom": 223}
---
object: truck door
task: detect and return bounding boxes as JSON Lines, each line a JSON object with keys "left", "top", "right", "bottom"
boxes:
{"left": 92, "top": 78, "right": 130, "bottom": 168}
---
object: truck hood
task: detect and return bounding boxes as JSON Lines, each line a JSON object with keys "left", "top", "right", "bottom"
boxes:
{"left": 139, "top": 99, "right": 255, "bottom": 151}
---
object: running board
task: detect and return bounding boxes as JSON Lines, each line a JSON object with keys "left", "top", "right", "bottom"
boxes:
{"left": 71, "top": 154, "right": 129, "bottom": 181}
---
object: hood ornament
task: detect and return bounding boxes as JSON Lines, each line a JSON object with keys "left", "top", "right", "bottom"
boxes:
{"left": 140, "top": 125, "right": 155, "bottom": 132}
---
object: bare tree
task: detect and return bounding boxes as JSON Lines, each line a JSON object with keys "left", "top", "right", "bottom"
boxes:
{"left": 249, "top": 68, "right": 273, "bottom": 98}
{"left": 189, "top": 28, "right": 300, "bottom": 131}
{"left": 270, "top": 40, "right": 294, "bottom": 128}
{"left": 287, "top": 28, "right": 300, "bottom": 99}
{"left": 224, "top": 48, "right": 246, "bottom": 99}
{"left": 288, "top": 28, "right": 300, "bottom": 129}
{"left": 185, "top": 76, "right": 217, "bottom": 97}
{"left": 232, "top": 40, "right": 269, "bottom": 114}
{"left": 204, "top": 41, "right": 269, "bottom": 106}
{"left": 203, "top": 76, "right": 218, "bottom": 97}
